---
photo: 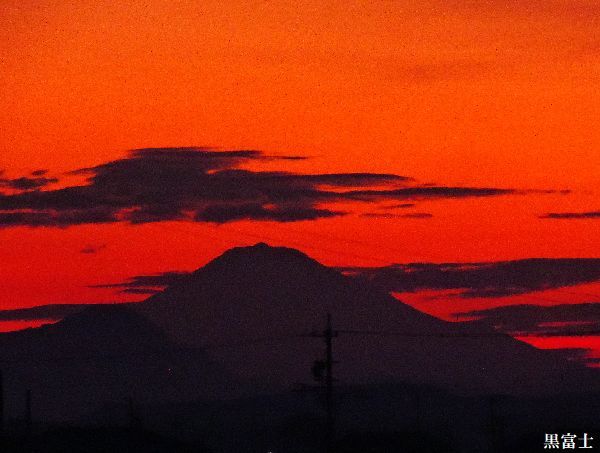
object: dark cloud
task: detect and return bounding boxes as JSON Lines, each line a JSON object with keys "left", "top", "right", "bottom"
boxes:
{"left": 0, "top": 208, "right": 117, "bottom": 228}
{"left": 343, "top": 186, "right": 516, "bottom": 201}
{"left": 401, "top": 213, "right": 433, "bottom": 218}
{"left": 275, "top": 155, "right": 310, "bottom": 160}
{"left": 360, "top": 212, "right": 433, "bottom": 219}
{"left": 0, "top": 175, "right": 58, "bottom": 191}
{"left": 120, "top": 288, "right": 163, "bottom": 295}
{"left": 91, "top": 271, "right": 191, "bottom": 294}
{"left": 342, "top": 258, "right": 600, "bottom": 298}
{"left": 0, "top": 148, "right": 536, "bottom": 227}
{"left": 456, "top": 303, "right": 600, "bottom": 337}
{"left": 541, "top": 211, "right": 600, "bottom": 219}
{"left": 124, "top": 204, "right": 188, "bottom": 224}
{"left": 305, "top": 173, "right": 413, "bottom": 186}
{"left": 196, "top": 203, "right": 344, "bottom": 223}
{"left": 383, "top": 203, "right": 416, "bottom": 209}
{"left": 0, "top": 304, "right": 97, "bottom": 321}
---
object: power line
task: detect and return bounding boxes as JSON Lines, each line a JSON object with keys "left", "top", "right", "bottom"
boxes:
{"left": 338, "top": 329, "right": 509, "bottom": 337}
{"left": 0, "top": 327, "right": 573, "bottom": 366}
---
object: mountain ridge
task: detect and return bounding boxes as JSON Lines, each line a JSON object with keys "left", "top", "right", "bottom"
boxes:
{"left": 0, "top": 242, "right": 597, "bottom": 424}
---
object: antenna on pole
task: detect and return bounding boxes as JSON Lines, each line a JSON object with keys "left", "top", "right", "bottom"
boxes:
{"left": 324, "top": 313, "right": 335, "bottom": 452}
{"left": 295, "top": 313, "right": 339, "bottom": 452}
{"left": 306, "top": 313, "right": 338, "bottom": 452}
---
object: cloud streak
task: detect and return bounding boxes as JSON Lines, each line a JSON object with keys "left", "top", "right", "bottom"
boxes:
{"left": 0, "top": 147, "right": 542, "bottom": 227}
{"left": 91, "top": 271, "right": 191, "bottom": 294}
{"left": 342, "top": 258, "right": 600, "bottom": 298}
{"left": 0, "top": 304, "right": 100, "bottom": 321}
{"left": 0, "top": 170, "right": 58, "bottom": 191}
{"left": 541, "top": 211, "right": 600, "bottom": 219}
{"left": 457, "top": 303, "right": 600, "bottom": 337}
{"left": 360, "top": 212, "right": 433, "bottom": 219}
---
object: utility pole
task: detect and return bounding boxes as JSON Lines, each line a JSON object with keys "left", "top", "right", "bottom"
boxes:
{"left": 307, "top": 313, "right": 338, "bottom": 453}
{"left": 294, "top": 314, "right": 339, "bottom": 452}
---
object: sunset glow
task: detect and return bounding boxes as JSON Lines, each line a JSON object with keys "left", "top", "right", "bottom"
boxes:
{"left": 1, "top": 1, "right": 599, "bottom": 362}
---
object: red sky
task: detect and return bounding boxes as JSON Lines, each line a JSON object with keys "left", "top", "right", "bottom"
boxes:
{"left": 1, "top": 1, "right": 599, "bottom": 358}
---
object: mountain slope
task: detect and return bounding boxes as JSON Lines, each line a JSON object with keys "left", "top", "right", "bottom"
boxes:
{"left": 136, "top": 243, "right": 599, "bottom": 395}
{"left": 140, "top": 242, "right": 447, "bottom": 342}
{"left": 0, "top": 305, "right": 243, "bottom": 421}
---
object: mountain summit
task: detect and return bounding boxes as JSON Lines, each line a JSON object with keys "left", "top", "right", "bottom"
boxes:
{"left": 139, "top": 242, "right": 446, "bottom": 343}
{"left": 200, "top": 242, "right": 332, "bottom": 274}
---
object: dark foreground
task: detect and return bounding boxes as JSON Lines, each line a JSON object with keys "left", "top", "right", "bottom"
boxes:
{"left": 1, "top": 383, "right": 598, "bottom": 453}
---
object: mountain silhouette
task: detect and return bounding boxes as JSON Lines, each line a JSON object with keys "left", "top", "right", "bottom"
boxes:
{"left": 0, "top": 305, "right": 242, "bottom": 422}
{"left": 135, "top": 243, "right": 598, "bottom": 395}
{"left": 0, "top": 243, "right": 597, "bottom": 423}
{"left": 139, "top": 242, "right": 447, "bottom": 343}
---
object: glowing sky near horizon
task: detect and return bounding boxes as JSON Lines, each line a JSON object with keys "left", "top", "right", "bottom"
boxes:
{"left": 1, "top": 1, "right": 599, "bottom": 358}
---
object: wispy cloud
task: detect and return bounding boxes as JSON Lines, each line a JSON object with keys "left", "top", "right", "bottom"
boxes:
{"left": 91, "top": 271, "right": 191, "bottom": 294}
{"left": 342, "top": 258, "right": 600, "bottom": 298}
{"left": 541, "top": 211, "right": 600, "bottom": 219}
{"left": 0, "top": 169, "right": 58, "bottom": 191}
{"left": 360, "top": 212, "right": 433, "bottom": 219}
{"left": 456, "top": 303, "right": 600, "bottom": 337}
{"left": 0, "top": 304, "right": 98, "bottom": 321}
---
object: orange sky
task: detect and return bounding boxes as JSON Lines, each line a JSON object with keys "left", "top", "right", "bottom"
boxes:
{"left": 0, "top": 0, "right": 598, "bottom": 348}
{"left": 2, "top": 1, "right": 600, "bottom": 184}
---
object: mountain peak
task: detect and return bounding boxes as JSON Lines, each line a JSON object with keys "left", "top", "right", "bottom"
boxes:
{"left": 251, "top": 241, "right": 270, "bottom": 248}
{"left": 142, "top": 242, "right": 445, "bottom": 343}
{"left": 217, "top": 242, "right": 313, "bottom": 260}
{"left": 194, "top": 242, "right": 332, "bottom": 278}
